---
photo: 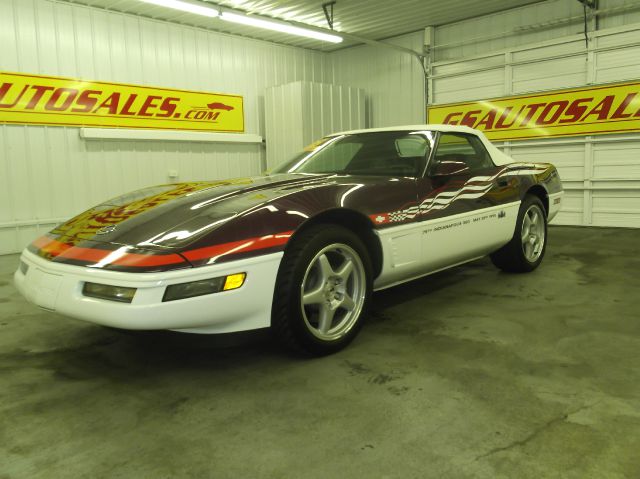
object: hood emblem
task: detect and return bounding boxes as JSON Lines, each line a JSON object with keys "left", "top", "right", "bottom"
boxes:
{"left": 96, "top": 225, "right": 117, "bottom": 235}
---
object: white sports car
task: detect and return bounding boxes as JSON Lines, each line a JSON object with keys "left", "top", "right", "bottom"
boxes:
{"left": 15, "top": 125, "right": 563, "bottom": 355}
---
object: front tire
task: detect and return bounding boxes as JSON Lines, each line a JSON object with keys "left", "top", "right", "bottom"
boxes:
{"left": 490, "top": 195, "right": 547, "bottom": 273}
{"left": 271, "top": 224, "right": 373, "bottom": 356}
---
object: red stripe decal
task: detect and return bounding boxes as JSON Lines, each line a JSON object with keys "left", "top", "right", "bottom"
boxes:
{"left": 182, "top": 231, "right": 294, "bottom": 262}
{"left": 30, "top": 230, "right": 294, "bottom": 268}
{"left": 32, "top": 236, "right": 186, "bottom": 267}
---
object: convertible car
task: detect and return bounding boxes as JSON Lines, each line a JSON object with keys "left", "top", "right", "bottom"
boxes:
{"left": 15, "top": 125, "right": 563, "bottom": 355}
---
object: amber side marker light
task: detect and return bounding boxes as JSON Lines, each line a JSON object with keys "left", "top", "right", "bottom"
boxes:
{"left": 163, "top": 273, "right": 246, "bottom": 302}
{"left": 224, "top": 273, "right": 246, "bottom": 291}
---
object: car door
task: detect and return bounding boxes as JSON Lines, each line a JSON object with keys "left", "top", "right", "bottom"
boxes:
{"left": 353, "top": 130, "right": 434, "bottom": 290}
{"left": 415, "top": 132, "right": 520, "bottom": 273}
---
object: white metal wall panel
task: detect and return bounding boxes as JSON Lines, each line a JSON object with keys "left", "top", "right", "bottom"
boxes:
{"left": 433, "top": 68, "right": 505, "bottom": 104}
{"left": 599, "top": 0, "right": 640, "bottom": 29}
{"left": 594, "top": 28, "right": 640, "bottom": 83}
{"left": 433, "top": 0, "right": 585, "bottom": 62}
{"left": 301, "top": 82, "right": 366, "bottom": 142}
{"left": 554, "top": 190, "right": 585, "bottom": 226}
{"left": 593, "top": 141, "right": 640, "bottom": 180}
{"left": 0, "top": 0, "right": 329, "bottom": 255}
{"left": 264, "top": 82, "right": 304, "bottom": 170}
{"left": 264, "top": 81, "right": 365, "bottom": 169}
{"left": 592, "top": 190, "right": 640, "bottom": 227}
{"left": 592, "top": 140, "right": 640, "bottom": 227}
{"left": 429, "top": 0, "right": 640, "bottom": 228}
{"left": 329, "top": 32, "right": 426, "bottom": 128}
{"left": 511, "top": 40, "right": 587, "bottom": 93}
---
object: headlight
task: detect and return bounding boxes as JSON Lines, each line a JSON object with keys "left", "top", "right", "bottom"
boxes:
{"left": 163, "top": 273, "right": 246, "bottom": 302}
{"left": 83, "top": 282, "right": 137, "bottom": 303}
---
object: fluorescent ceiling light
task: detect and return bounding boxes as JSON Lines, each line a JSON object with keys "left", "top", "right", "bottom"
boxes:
{"left": 220, "top": 12, "right": 343, "bottom": 43}
{"left": 138, "top": 0, "right": 219, "bottom": 17}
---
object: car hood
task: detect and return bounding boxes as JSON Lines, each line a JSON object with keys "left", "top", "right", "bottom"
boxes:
{"left": 50, "top": 174, "right": 334, "bottom": 249}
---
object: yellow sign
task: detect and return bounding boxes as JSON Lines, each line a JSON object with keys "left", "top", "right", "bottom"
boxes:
{"left": 0, "top": 71, "right": 244, "bottom": 132}
{"left": 428, "top": 81, "right": 640, "bottom": 141}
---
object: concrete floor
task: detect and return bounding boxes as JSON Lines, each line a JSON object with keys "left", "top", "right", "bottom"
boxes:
{"left": 1, "top": 225, "right": 639, "bottom": 478}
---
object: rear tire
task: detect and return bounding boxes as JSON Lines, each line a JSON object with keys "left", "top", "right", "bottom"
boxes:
{"left": 490, "top": 195, "right": 547, "bottom": 273}
{"left": 271, "top": 224, "right": 373, "bottom": 356}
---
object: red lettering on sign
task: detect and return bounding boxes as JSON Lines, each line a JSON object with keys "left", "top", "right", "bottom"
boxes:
{"left": 92, "top": 93, "right": 120, "bottom": 114}
{"left": 559, "top": 98, "right": 592, "bottom": 124}
{"left": 0, "top": 82, "right": 29, "bottom": 108}
{"left": 44, "top": 88, "right": 79, "bottom": 111}
{"left": 25, "top": 85, "right": 55, "bottom": 110}
{"left": 442, "top": 112, "right": 461, "bottom": 125}
{"left": 71, "top": 90, "right": 102, "bottom": 113}
{"left": 495, "top": 106, "right": 525, "bottom": 129}
{"left": 119, "top": 94, "right": 139, "bottom": 116}
{"left": 581, "top": 95, "right": 614, "bottom": 121}
{"left": 519, "top": 103, "right": 545, "bottom": 127}
{"left": 460, "top": 110, "right": 481, "bottom": 128}
{"left": 475, "top": 109, "right": 496, "bottom": 129}
{"left": 610, "top": 93, "right": 638, "bottom": 119}
{"left": 156, "top": 97, "right": 179, "bottom": 118}
{"left": 138, "top": 95, "right": 162, "bottom": 117}
{"left": 536, "top": 100, "right": 569, "bottom": 125}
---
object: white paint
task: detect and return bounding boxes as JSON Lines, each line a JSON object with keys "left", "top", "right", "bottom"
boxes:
{"left": 374, "top": 202, "right": 520, "bottom": 290}
{"left": 15, "top": 248, "right": 283, "bottom": 333}
{"left": 420, "top": 201, "right": 520, "bottom": 273}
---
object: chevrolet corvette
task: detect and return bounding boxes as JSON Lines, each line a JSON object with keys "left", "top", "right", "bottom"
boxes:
{"left": 15, "top": 125, "right": 563, "bottom": 355}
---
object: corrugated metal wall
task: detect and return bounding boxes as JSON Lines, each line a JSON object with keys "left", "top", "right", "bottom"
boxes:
{"left": 329, "top": 32, "right": 426, "bottom": 128}
{"left": 0, "top": 0, "right": 330, "bottom": 254}
{"left": 264, "top": 81, "right": 365, "bottom": 169}
{"left": 429, "top": 0, "right": 640, "bottom": 227}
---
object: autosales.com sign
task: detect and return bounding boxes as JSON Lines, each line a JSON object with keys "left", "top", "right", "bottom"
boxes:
{"left": 0, "top": 71, "right": 244, "bottom": 132}
{"left": 428, "top": 81, "right": 640, "bottom": 141}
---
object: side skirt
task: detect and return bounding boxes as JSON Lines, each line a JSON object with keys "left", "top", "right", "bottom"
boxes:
{"left": 373, "top": 255, "right": 485, "bottom": 292}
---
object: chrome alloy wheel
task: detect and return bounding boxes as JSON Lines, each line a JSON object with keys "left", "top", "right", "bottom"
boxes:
{"left": 300, "top": 243, "right": 367, "bottom": 341}
{"left": 521, "top": 204, "right": 546, "bottom": 262}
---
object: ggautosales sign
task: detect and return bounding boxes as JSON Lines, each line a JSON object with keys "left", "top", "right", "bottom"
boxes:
{"left": 0, "top": 71, "right": 244, "bottom": 132}
{"left": 428, "top": 81, "right": 640, "bottom": 141}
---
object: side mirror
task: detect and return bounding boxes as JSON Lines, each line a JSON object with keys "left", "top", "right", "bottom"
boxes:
{"left": 430, "top": 159, "right": 470, "bottom": 177}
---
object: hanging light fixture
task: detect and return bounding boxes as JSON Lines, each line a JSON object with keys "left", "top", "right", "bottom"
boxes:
{"left": 136, "top": 0, "right": 342, "bottom": 43}
{"left": 219, "top": 12, "right": 343, "bottom": 43}
{"left": 137, "top": 0, "right": 219, "bottom": 18}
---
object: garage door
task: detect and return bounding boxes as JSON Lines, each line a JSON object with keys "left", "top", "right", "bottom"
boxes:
{"left": 428, "top": 6, "right": 640, "bottom": 227}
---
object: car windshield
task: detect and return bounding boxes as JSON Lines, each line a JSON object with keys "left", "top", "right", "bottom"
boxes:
{"left": 271, "top": 130, "right": 435, "bottom": 177}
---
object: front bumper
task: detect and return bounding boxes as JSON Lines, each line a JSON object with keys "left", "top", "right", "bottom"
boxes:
{"left": 14, "top": 248, "right": 283, "bottom": 334}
